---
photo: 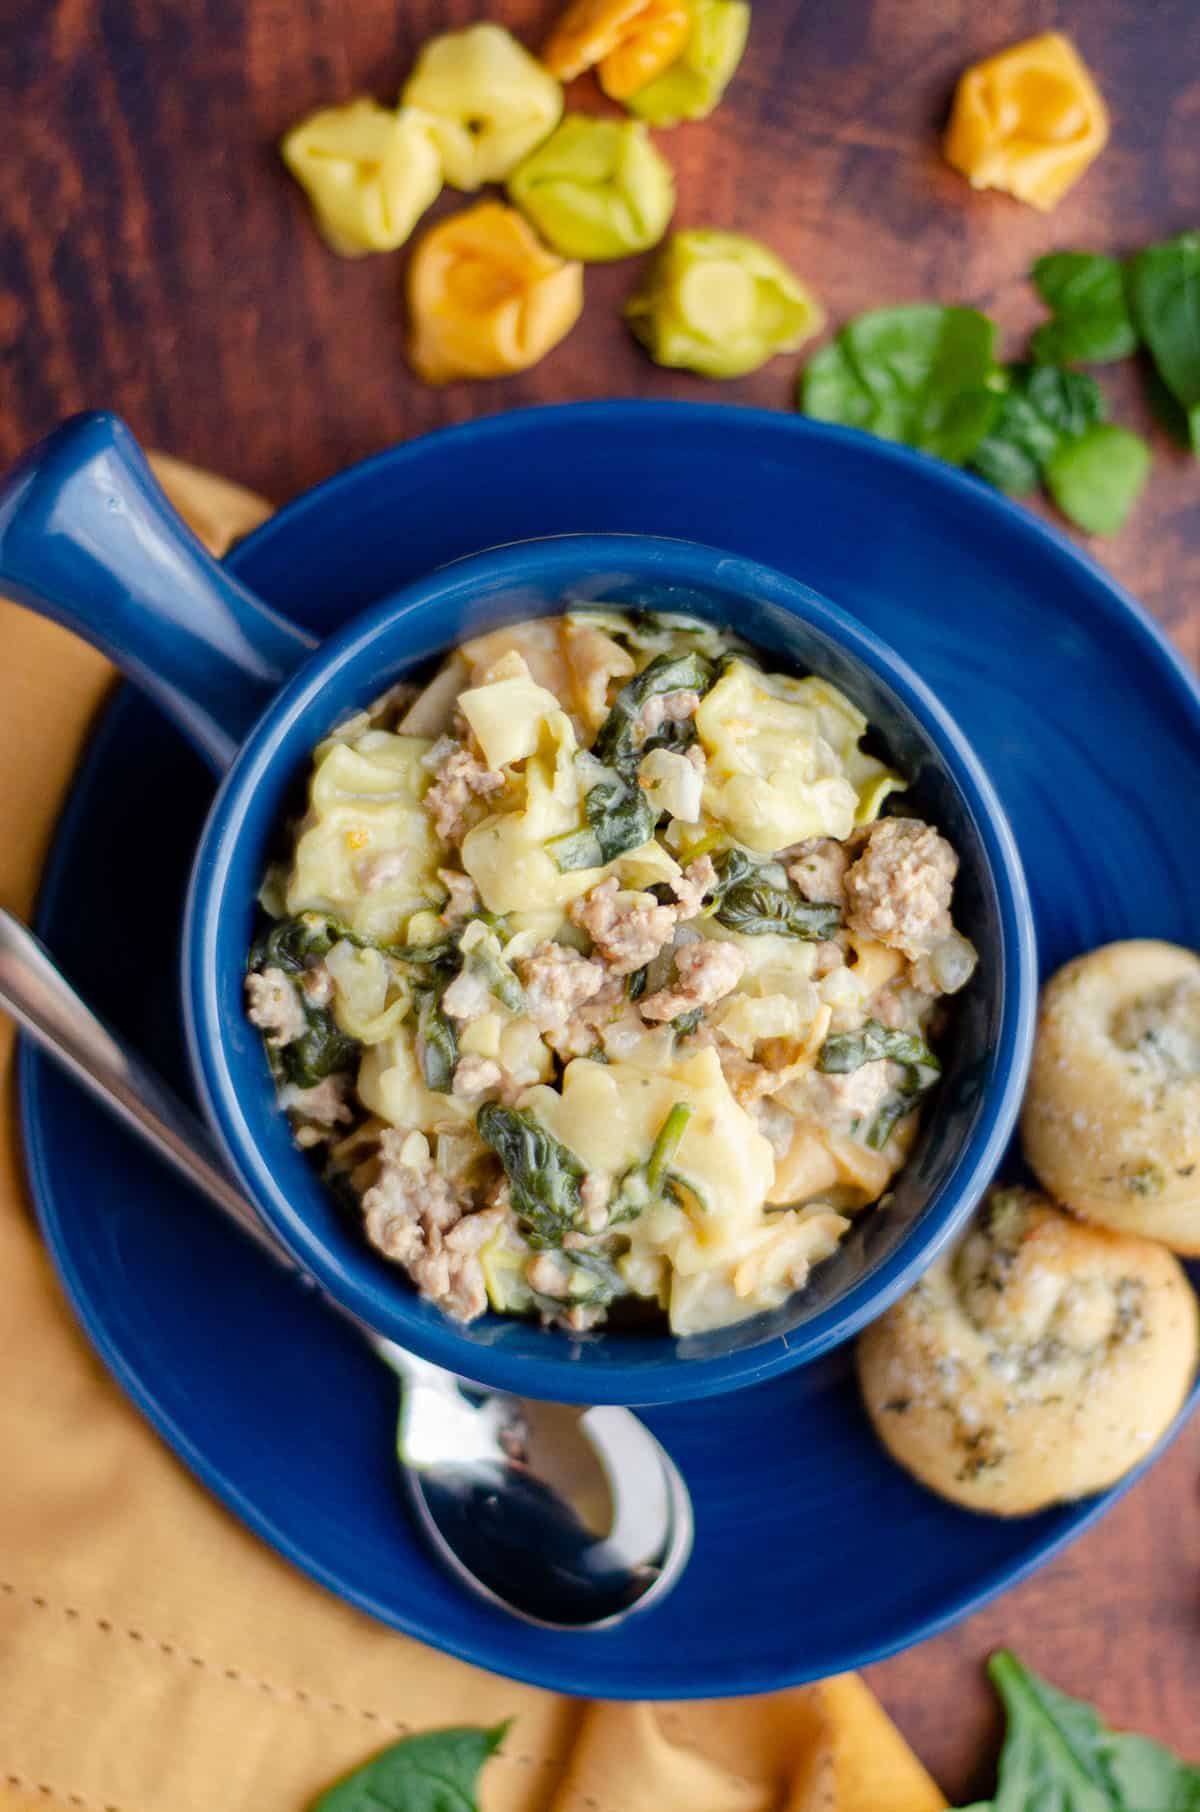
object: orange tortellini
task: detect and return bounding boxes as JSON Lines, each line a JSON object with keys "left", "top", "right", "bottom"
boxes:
{"left": 280, "top": 100, "right": 442, "bottom": 256}
{"left": 543, "top": 0, "right": 691, "bottom": 100}
{"left": 943, "top": 31, "right": 1109, "bottom": 212}
{"left": 407, "top": 201, "right": 584, "bottom": 383}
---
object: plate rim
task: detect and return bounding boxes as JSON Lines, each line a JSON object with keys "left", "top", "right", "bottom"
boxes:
{"left": 231, "top": 400, "right": 1200, "bottom": 735}
{"left": 18, "top": 399, "right": 1200, "bottom": 1697}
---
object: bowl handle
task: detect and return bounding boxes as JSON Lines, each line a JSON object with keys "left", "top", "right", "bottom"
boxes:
{"left": 0, "top": 412, "right": 317, "bottom": 771}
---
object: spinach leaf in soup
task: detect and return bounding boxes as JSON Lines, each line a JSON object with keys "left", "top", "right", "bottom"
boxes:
{"left": 970, "top": 364, "right": 1107, "bottom": 497}
{"left": 552, "top": 647, "right": 716, "bottom": 871}
{"left": 709, "top": 848, "right": 841, "bottom": 941}
{"left": 456, "top": 922, "right": 525, "bottom": 1014}
{"left": 310, "top": 1720, "right": 509, "bottom": 1812}
{"left": 247, "top": 915, "right": 360, "bottom": 1087}
{"left": 529, "top": 1247, "right": 627, "bottom": 1314}
{"left": 819, "top": 1019, "right": 940, "bottom": 1088}
{"left": 567, "top": 606, "right": 739, "bottom": 664}
{"left": 592, "top": 649, "right": 716, "bottom": 774}
{"left": 1029, "top": 252, "right": 1139, "bottom": 366}
{"left": 549, "top": 766, "right": 657, "bottom": 871}
{"left": 414, "top": 977, "right": 459, "bottom": 1093}
{"left": 609, "top": 1102, "right": 694, "bottom": 1225}
{"left": 800, "top": 304, "right": 999, "bottom": 465}
{"left": 252, "top": 909, "right": 454, "bottom": 970}
{"left": 819, "top": 1018, "right": 941, "bottom": 1152}
{"left": 954, "top": 1648, "right": 1200, "bottom": 1812}
{"left": 1127, "top": 231, "right": 1200, "bottom": 454}
{"left": 250, "top": 912, "right": 337, "bottom": 972}
{"left": 477, "top": 1103, "right": 586, "bottom": 1248}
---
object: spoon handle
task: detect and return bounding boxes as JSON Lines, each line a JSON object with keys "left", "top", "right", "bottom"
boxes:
{"left": 0, "top": 908, "right": 305, "bottom": 1267}
{"left": 0, "top": 414, "right": 316, "bottom": 772}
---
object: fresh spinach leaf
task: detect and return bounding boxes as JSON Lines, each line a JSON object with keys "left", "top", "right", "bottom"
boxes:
{"left": 311, "top": 1720, "right": 509, "bottom": 1812}
{"left": 710, "top": 848, "right": 840, "bottom": 940}
{"left": 801, "top": 304, "right": 999, "bottom": 464}
{"left": 1045, "top": 423, "right": 1151, "bottom": 536}
{"left": 477, "top": 1103, "right": 585, "bottom": 1248}
{"left": 414, "top": 979, "right": 459, "bottom": 1093}
{"left": 958, "top": 1649, "right": 1200, "bottom": 1812}
{"left": 1029, "top": 252, "right": 1139, "bottom": 366}
{"left": 592, "top": 650, "right": 716, "bottom": 774}
{"left": 820, "top": 1018, "right": 941, "bottom": 1152}
{"left": 1127, "top": 231, "right": 1200, "bottom": 454}
{"left": 971, "top": 364, "right": 1107, "bottom": 495}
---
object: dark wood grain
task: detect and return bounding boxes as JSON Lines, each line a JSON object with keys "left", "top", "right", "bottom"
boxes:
{"left": 2, "top": 0, "right": 1198, "bottom": 1789}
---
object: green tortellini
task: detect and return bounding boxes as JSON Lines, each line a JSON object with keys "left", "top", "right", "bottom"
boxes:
{"left": 625, "top": 228, "right": 823, "bottom": 378}
{"left": 624, "top": 0, "right": 750, "bottom": 127}
{"left": 507, "top": 115, "right": 675, "bottom": 262}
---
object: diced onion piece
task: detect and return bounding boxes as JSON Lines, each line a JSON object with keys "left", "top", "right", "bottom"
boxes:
{"left": 638, "top": 746, "right": 704, "bottom": 822}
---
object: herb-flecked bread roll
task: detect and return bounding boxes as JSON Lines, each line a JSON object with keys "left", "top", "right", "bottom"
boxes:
{"left": 1021, "top": 941, "right": 1200, "bottom": 1253}
{"left": 857, "top": 1187, "right": 1198, "bottom": 1515}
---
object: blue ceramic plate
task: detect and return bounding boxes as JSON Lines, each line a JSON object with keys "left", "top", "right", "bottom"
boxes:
{"left": 21, "top": 404, "right": 1200, "bottom": 1698}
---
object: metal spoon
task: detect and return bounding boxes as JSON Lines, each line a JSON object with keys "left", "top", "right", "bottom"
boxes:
{"left": 0, "top": 908, "right": 693, "bottom": 1630}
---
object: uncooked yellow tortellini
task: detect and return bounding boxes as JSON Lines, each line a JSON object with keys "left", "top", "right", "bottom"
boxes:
{"left": 407, "top": 201, "right": 584, "bottom": 384}
{"left": 401, "top": 23, "right": 564, "bottom": 191}
{"left": 625, "top": 228, "right": 822, "bottom": 378}
{"left": 280, "top": 99, "right": 442, "bottom": 256}
{"left": 507, "top": 115, "right": 675, "bottom": 262}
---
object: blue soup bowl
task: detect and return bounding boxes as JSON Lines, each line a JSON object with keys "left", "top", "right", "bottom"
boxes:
{"left": 0, "top": 412, "right": 1036, "bottom": 1405}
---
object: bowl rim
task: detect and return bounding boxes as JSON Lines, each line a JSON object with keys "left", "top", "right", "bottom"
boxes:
{"left": 184, "top": 524, "right": 1037, "bottom": 1404}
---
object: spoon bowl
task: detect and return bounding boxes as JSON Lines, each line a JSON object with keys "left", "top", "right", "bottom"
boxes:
{"left": 392, "top": 1355, "right": 691, "bottom": 1627}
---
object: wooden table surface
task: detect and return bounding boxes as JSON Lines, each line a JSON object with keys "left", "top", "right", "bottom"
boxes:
{"left": 4, "top": 0, "right": 1199, "bottom": 1790}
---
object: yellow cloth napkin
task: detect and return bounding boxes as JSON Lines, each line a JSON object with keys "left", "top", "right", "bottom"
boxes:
{"left": 0, "top": 458, "right": 945, "bottom": 1812}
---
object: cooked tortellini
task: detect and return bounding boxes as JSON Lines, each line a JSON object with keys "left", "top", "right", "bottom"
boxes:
{"left": 507, "top": 116, "right": 675, "bottom": 262}
{"left": 246, "top": 612, "right": 977, "bottom": 1338}
{"left": 696, "top": 660, "right": 901, "bottom": 849}
{"left": 402, "top": 23, "right": 563, "bottom": 191}
{"left": 626, "top": 230, "right": 824, "bottom": 378}
{"left": 286, "top": 730, "right": 443, "bottom": 940}
{"left": 943, "top": 31, "right": 1109, "bottom": 212}
{"left": 407, "top": 201, "right": 584, "bottom": 383}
